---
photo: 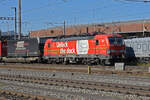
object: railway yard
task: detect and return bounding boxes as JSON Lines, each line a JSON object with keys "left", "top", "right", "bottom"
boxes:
{"left": 1, "top": 0, "right": 150, "bottom": 99}
{"left": 0, "top": 63, "right": 149, "bottom": 100}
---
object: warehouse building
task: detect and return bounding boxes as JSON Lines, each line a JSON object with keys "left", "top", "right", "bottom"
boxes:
{"left": 29, "top": 19, "right": 150, "bottom": 38}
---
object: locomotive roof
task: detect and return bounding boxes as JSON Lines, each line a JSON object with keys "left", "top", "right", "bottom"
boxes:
{"left": 52, "top": 33, "right": 121, "bottom": 42}
{"left": 124, "top": 37, "right": 150, "bottom": 42}
{"left": 52, "top": 36, "right": 94, "bottom": 42}
{"left": 52, "top": 33, "right": 100, "bottom": 42}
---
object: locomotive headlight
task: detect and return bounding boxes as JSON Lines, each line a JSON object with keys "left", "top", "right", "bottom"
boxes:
{"left": 107, "top": 49, "right": 117, "bottom": 53}
{"left": 110, "top": 50, "right": 116, "bottom": 53}
{"left": 120, "top": 50, "right": 124, "bottom": 53}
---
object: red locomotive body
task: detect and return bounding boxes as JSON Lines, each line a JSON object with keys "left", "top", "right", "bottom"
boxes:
{"left": 0, "top": 40, "right": 7, "bottom": 61}
{"left": 2, "top": 41, "right": 7, "bottom": 57}
{"left": 44, "top": 33, "right": 125, "bottom": 65}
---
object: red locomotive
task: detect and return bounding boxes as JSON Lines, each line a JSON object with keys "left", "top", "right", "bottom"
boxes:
{"left": 44, "top": 33, "right": 125, "bottom": 65}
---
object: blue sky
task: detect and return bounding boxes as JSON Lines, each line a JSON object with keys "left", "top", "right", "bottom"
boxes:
{"left": 0, "top": 0, "right": 150, "bottom": 35}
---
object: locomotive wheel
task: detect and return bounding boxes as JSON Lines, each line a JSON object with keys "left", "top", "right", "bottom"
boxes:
{"left": 82, "top": 58, "right": 92, "bottom": 65}
{"left": 82, "top": 60, "right": 87, "bottom": 65}
{"left": 95, "top": 59, "right": 100, "bottom": 65}
{"left": 101, "top": 60, "right": 106, "bottom": 65}
{"left": 63, "top": 60, "right": 69, "bottom": 65}
{"left": 63, "top": 58, "right": 69, "bottom": 65}
{"left": 37, "top": 58, "right": 41, "bottom": 63}
{"left": 48, "top": 59, "right": 52, "bottom": 64}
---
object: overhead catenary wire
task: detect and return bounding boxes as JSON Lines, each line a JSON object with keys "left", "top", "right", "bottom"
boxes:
{"left": 22, "top": 0, "right": 71, "bottom": 15}
{"left": 115, "top": 0, "right": 150, "bottom": 2}
{"left": 22, "top": 1, "right": 133, "bottom": 22}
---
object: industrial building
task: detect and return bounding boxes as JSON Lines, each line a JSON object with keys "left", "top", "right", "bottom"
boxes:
{"left": 30, "top": 19, "right": 150, "bottom": 38}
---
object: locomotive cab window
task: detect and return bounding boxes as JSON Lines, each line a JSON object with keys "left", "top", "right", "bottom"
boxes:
{"left": 48, "top": 43, "right": 50, "bottom": 48}
{"left": 108, "top": 37, "right": 123, "bottom": 45}
{"left": 96, "top": 40, "right": 99, "bottom": 45}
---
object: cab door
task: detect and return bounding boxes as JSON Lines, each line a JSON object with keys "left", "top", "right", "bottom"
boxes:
{"left": 96, "top": 38, "right": 107, "bottom": 55}
{"left": 95, "top": 39, "right": 100, "bottom": 54}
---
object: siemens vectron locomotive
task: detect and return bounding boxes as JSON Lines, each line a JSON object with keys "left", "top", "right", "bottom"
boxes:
{"left": 43, "top": 34, "right": 125, "bottom": 65}
{"left": 0, "top": 33, "right": 125, "bottom": 65}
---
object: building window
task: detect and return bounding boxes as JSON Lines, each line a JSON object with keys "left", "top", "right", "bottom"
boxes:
{"left": 51, "top": 30, "right": 54, "bottom": 34}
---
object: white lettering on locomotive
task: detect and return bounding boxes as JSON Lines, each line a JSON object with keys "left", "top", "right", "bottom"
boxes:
{"left": 67, "top": 48, "right": 75, "bottom": 54}
{"left": 17, "top": 41, "right": 24, "bottom": 48}
{"left": 16, "top": 41, "right": 26, "bottom": 50}
{"left": 60, "top": 48, "right": 75, "bottom": 54}
{"left": 56, "top": 42, "right": 68, "bottom": 48}
{"left": 60, "top": 48, "right": 66, "bottom": 54}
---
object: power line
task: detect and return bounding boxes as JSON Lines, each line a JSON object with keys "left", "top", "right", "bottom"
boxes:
{"left": 0, "top": 17, "right": 14, "bottom": 20}
{"left": 115, "top": 0, "right": 150, "bottom": 2}
{"left": 22, "top": 1, "right": 132, "bottom": 22}
{"left": 0, "top": 0, "right": 16, "bottom": 6}
{"left": 22, "top": 0, "right": 70, "bottom": 15}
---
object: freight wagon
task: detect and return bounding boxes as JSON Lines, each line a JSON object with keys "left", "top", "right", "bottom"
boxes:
{"left": 125, "top": 37, "right": 150, "bottom": 63}
{"left": 44, "top": 33, "right": 125, "bottom": 65}
{"left": 1, "top": 38, "right": 41, "bottom": 62}
{"left": 0, "top": 37, "right": 50, "bottom": 63}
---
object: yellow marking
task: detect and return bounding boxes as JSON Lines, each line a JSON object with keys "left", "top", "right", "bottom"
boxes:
{"left": 44, "top": 49, "right": 59, "bottom": 51}
{"left": 98, "top": 45, "right": 106, "bottom": 46}
{"left": 96, "top": 46, "right": 107, "bottom": 49}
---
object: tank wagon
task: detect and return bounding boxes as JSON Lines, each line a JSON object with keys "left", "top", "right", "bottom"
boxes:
{"left": 44, "top": 33, "right": 125, "bottom": 65}
{"left": 125, "top": 37, "right": 150, "bottom": 63}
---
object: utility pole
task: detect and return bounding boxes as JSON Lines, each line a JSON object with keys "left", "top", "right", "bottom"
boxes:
{"left": 143, "top": 20, "right": 145, "bottom": 37}
{"left": 11, "top": 7, "right": 17, "bottom": 40}
{"left": 18, "top": 0, "right": 21, "bottom": 40}
{"left": 6, "top": 22, "right": 10, "bottom": 36}
{"left": 64, "top": 21, "right": 66, "bottom": 35}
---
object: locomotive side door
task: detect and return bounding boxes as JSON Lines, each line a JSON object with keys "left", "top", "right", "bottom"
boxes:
{"left": 95, "top": 40, "right": 98, "bottom": 54}
{"left": 95, "top": 39, "right": 100, "bottom": 54}
{"left": 95, "top": 38, "right": 107, "bottom": 55}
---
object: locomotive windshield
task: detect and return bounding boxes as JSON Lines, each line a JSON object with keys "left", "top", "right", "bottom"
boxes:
{"left": 108, "top": 37, "right": 123, "bottom": 45}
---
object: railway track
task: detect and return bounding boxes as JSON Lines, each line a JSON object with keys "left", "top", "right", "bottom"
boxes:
{"left": 0, "top": 89, "right": 60, "bottom": 100}
{"left": 0, "top": 74, "right": 150, "bottom": 97}
{"left": 0, "top": 64, "right": 149, "bottom": 77}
